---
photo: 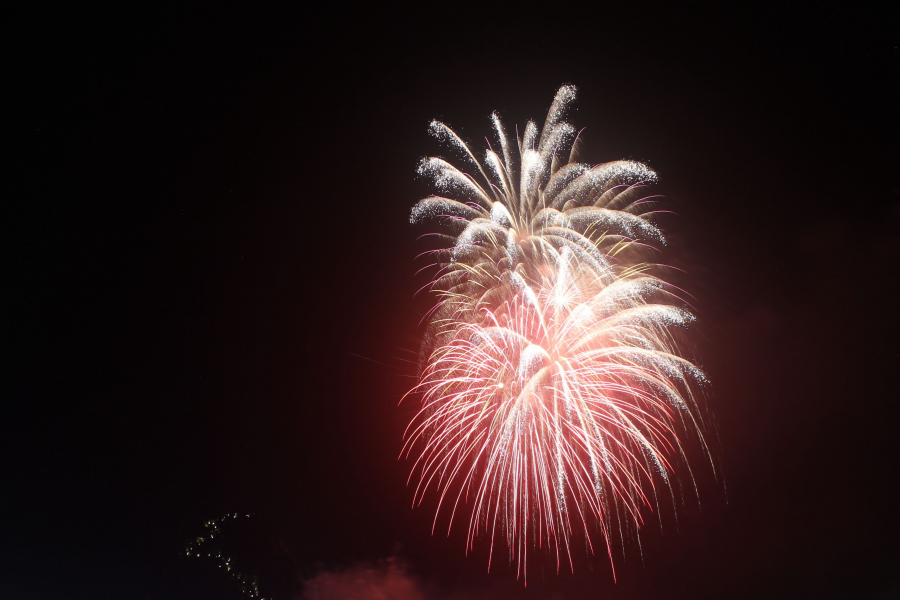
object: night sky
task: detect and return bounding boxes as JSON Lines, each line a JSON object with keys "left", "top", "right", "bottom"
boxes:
{"left": 6, "top": 3, "right": 899, "bottom": 599}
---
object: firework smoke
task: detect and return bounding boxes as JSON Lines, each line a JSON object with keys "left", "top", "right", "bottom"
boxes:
{"left": 404, "top": 85, "right": 712, "bottom": 579}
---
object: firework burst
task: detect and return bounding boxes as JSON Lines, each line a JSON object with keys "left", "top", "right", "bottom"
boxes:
{"left": 404, "top": 85, "right": 712, "bottom": 578}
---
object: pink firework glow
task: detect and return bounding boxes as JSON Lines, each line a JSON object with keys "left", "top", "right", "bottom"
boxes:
{"left": 403, "top": 85, "right": 713, "bottom": 579}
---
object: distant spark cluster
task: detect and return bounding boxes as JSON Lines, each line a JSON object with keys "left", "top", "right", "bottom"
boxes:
{"left": 185, "top": 513, "right": 269, "bottom": 600}
{"left": 404, "top": 85, "right": 713, "bottom": 578}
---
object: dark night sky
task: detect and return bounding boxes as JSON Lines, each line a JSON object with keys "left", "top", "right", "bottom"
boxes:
{"left": 5, "top": 3, "right": 899, "bottom": 599}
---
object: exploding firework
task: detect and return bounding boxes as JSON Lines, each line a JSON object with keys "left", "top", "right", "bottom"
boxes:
{"left": 185, "top": 514, "right": 301, "bottom": 599}
{"left": 186, "top": 514, "right": 271, "bottom": 599}
{"left": 403, "top": 85, "right": 713, "bottom": 578}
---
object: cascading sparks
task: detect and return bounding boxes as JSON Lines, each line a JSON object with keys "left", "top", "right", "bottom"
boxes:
{"left": 403, "top": 85, "right": 712, "bottom": 579}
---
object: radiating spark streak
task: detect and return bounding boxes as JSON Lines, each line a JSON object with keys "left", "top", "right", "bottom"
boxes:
{"left": 404, "top": 85, "right": 712, "bottom": 580}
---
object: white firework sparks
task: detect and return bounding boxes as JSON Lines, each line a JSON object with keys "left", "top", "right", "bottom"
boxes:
{"left": 404, "top": 85, "right": 712, "bottom": 580}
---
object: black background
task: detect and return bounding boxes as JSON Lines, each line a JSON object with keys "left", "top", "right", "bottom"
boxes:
{"left": 5, "top": 3, "right": 899, "bottom": 598}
